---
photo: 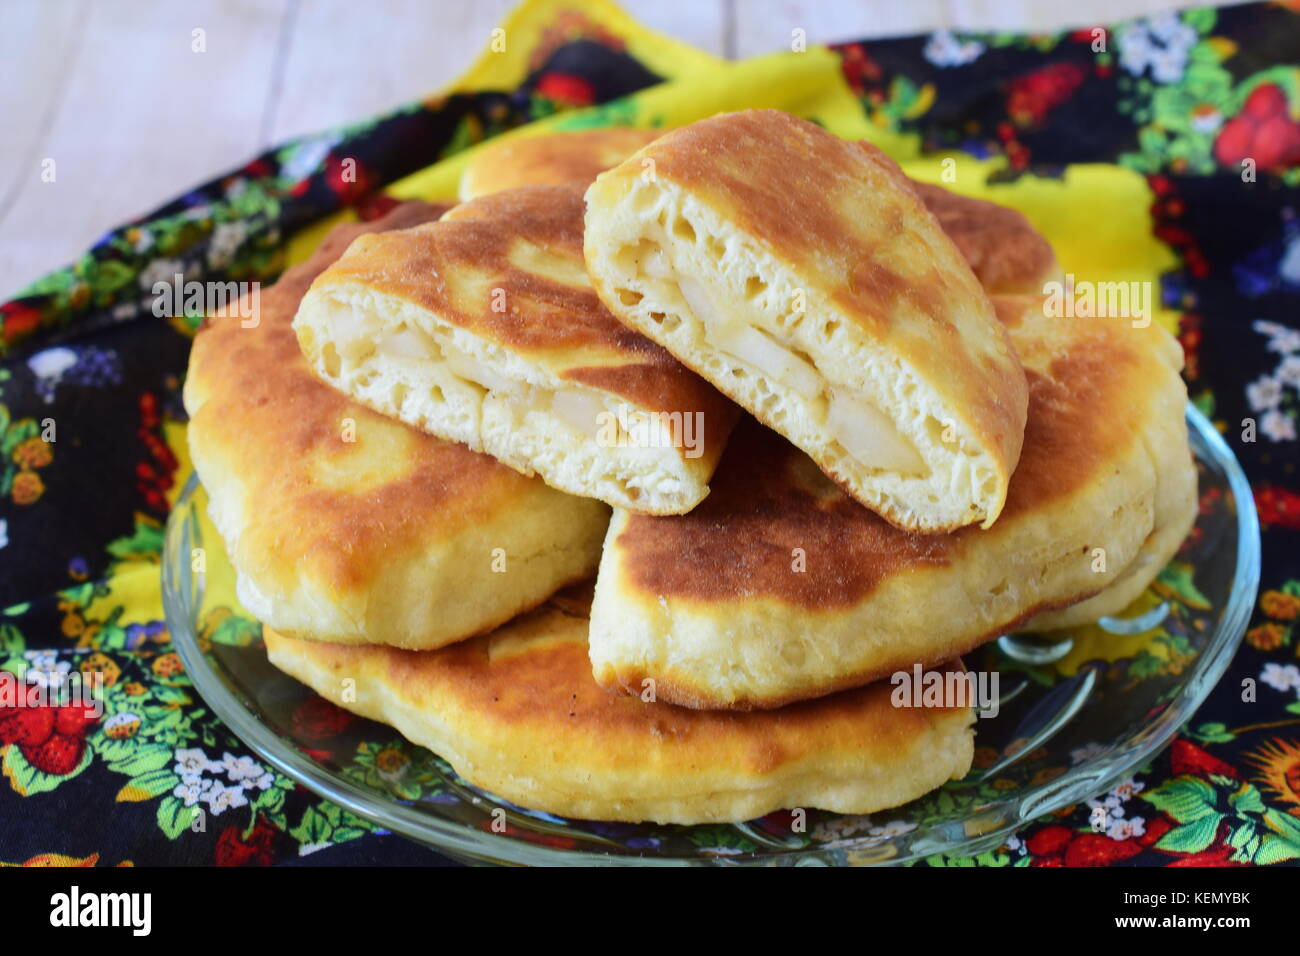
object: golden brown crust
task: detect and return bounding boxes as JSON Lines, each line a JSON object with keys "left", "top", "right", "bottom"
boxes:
{"left": 459, "top": 128, "right": 663, "bottom": 199}
{"left": 263, "top": 603, "right": 975, "bottom": 822}
{"left": 467, "top": 131, "right": 1058, "bottom": 298}
{"left": 591, "top": 293, "right": 1190, "bottom": 708}
{"left": 583, "top": 109, "right": 1028, "bottom": 531}
{"left": 617, "top": 419, "right": 950, "bottom": 609}
{"left": 601, "top": 592, "right": 1087, "bottom": 712}
{"left": 189, "top": 203, "right": 500, "bottom": 600}
{"left": 184, "top": 201, "right": 611, "bottom": 648}
{"left": 614, "top": 334, "right": 1144, "bottom": 610}
{"left": 907, "top": 180, "right": 1062, "bottom": 295}
{"left": 308, "top": 183, "right": 739, "bottom": 449}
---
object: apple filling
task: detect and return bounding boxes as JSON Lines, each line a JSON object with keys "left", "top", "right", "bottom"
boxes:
{"left": 826, "top": 389, "right": 927, "bottom": 475}
{"left": 550, "top": 390, "right": 607, "bottom": 437}
{"left": 443, "top": 353, "right": 520, "bottom": 396}
{"left": 678, "top": 276, "right": 821, "bottom": 398}
{"left": 378, "top": 326, "right": 438, "bottom": 362}
{"left": 673, "top": 276, "right": 927, "bottom": 476}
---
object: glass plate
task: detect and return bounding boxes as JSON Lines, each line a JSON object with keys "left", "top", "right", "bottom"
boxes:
{"left": 162, "top": 405, "right": 1260, "bottom": 866}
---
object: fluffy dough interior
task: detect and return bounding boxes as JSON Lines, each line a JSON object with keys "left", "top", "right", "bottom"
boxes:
{"left": 296, "top": 283, "right": 710, "bottom": 514}
{"left": 586, "top": 168, "right": 1016, "bottom": 532}
{"left": 294, "top": 184, "right": 738, "bottom": 516}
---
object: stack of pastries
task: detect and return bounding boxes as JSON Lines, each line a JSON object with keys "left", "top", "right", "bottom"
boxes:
{"left": 184, "top": 110, "right": 1195, "bottom": 825}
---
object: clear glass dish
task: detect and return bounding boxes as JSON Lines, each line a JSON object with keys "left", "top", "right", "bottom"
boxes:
{"left": 162, "top": 404, "right": 1260, "bottom": 865}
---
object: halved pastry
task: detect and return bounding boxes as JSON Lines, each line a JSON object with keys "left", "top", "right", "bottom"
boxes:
{"left": 584, "top": 109, "right": 1028, "bottom": 532}
{"left": 589, "top": 294, "right": 1192, "bottom": 709}
{"left": 294, "top": 182, "right": 739, "bottom": 514}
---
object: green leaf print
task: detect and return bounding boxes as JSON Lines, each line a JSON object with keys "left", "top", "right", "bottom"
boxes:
{"left": 104, "top": 742, "right": 173, "bottom": 778}
{"left": 1141, "top": 776, "right": 1218, "bottom": 821}
{"left": 0, "top": 622, "right": 25, "bottom": 657}
{"left": 1155, "top": 813, "right": 1222, "bottom": 854}
{"left": 1189, "top": 722, "right": 1236, "bottom": 744}
{"left": 156, "top": 795, "right": 195, "bottom": 839}
{"left": 119, "top": 767, "right": 181, "bottom": 801}
{"left": 106, "top": 516, "right": 164, "bottom": 562}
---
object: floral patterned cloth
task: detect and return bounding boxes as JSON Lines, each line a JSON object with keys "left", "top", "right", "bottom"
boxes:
{"left": 1, "top": 0, "right": 1298, "bottom": 866}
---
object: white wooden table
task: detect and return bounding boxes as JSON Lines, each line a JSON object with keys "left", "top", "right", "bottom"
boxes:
{"left": 0, "top": 0, "right": 1203, "bottom": 298}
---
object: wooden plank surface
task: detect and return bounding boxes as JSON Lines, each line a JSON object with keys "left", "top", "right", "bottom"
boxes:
{"left": 1, "top": 0, "right": 289, "bottom": 296}
{"left": 0, "top": 0, "right": 1210, "bottom": 298}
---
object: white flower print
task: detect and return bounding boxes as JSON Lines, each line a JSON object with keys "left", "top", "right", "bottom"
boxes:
{"left": 923, "top": 30, "right": 985, "bottom": 68}
{"left": 139, "top": 257, "right": 187, "bottom": 293}
{"left": 1267, "top": 327, "right": 1300, "bottom": 356}
{"left": 221, "top": 752, "right": 274, "bottom": 791}
{"left": 1149, "top": 46, "right": 1188, "bottom": 84}
{"left": 22, "top": 650, "right": 70, "bottom": 688}
{"left": 1261, "top": 662, "right": 1300, "bottom": 694}
{"left": 1118, "top": 26, "right": 1151, "bottom": 71}
{"left": 27, "top": 346, "right": 78, "bottom": 382}
{"left": 1261, "top": 408, "right": 1297, "bottom": 442}
{"left": 1118, "top": 14, "right": 1196, "bottom": 84}
{"left": 174, "top": 747, "right": 222, "bottom": 780}
{"left": 202, "top": 782, "right": 249, "bottom": 816}
{"left": 1277, "top": 355, "right": 1300, "bottom": 388}
{"left": 1254, "top": 319, "right": 1300, "bottom": 355}
{"left": 1148, "top": 11, "right": 1196, "bottom": 47}
{"left": 173, "top": 777, "right": 213, "bottom": 807}
{"left": 1086, "top": 794, "right": 1124, "bottom": 818}
{"left": 1254, "top": 320, "right": 1291, "bottom": 339}
{"left": 1248, "top": 322, "right": 1300, "bottom": 443}
{"left": 206, "top": 221, "right": 248, "bottom": 270}
{"left": 23, "top": 649, "right": 59, "bottom": 669}
{"left": 0, "top": 519, "right": 7, "bottom": 550}
{"left": 1107, "top": 816, "right": 1146, "bottom": 841}
{"left": 1246, "top": 375, "right": 1283, "bottom": 411}
{"left": 1109, "top": 778, "right": 1145, "bottom": 802}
